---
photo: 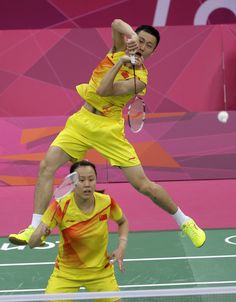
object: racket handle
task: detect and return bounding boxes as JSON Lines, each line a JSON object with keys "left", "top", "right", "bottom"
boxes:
{"left": 41, "top": 224, "right": 52, "bottom": 243}
{"left": 109, "top": 258, "right": 116, "bottom": 264}
{"left": 130, "top": 54, "right": 135, "bottom": 65}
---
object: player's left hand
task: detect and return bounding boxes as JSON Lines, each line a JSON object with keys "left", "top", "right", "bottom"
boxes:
{"left": 109, "top": 249, "right": 125, "bottom": 272}
{"left": 126, "top": 35, "right": 139, "bottom": 54}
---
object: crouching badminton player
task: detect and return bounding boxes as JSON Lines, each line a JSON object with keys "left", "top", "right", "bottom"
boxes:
{"left": 29, "top": 160, "right": 128, "bottom": 302}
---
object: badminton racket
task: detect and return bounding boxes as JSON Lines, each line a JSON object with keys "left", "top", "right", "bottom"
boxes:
{"left": 127, "top": 55, "right": 146, "bottom": 133}
{"left": 54, "top": 171, "right": 79, "bottom": 200}
{"left": 44, "top": 172, "right": 79, "bottom": 231}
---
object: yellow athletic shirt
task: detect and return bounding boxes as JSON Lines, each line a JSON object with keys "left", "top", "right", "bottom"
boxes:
{"left": 76, "top": 51, "right": 148, "bottom": 120}
{"left": 41, "top": 192, "right": 123, "bottom": 273}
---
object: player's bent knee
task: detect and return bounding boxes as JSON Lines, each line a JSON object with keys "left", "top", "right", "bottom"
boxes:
{"left": 135, "top": 179, "right": 161, "bottom": 197}
{"left": 132, "top": 177, "right": 151, "bottom": 194}
{"left": 138, "top": 182, "right": 152, "bottom": 195}
{"left": 39, "top": 159, "right": 57, "bottom": 177}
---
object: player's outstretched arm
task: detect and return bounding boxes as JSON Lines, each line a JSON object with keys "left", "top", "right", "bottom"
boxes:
{"left": 28, "top": 222, "right": 50, "bottom": 248}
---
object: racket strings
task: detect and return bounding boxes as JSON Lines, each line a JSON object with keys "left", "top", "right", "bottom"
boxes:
{"left": 129, "top": 99, "right": 145, "bottom": 119}
{"left": 54, "top": 172, "right": 78, "bottom": 200}
{"left": 54, "top": 183, "right": 74, "bottom": 199}
{"left": 128, "top": 56, "right": 146, "bottom": 133}
{"left": 128, "top": 98, "right": 145, "bottom": 132}
{"left": 130, "top": 59, "right": 141, "bottom": 128}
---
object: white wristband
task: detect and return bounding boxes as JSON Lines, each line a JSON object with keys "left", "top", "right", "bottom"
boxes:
{"left": 119, "top": 237, "right": 128, "bottom": 242}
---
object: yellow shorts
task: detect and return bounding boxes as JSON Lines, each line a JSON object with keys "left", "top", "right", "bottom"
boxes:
{"left": 51, "top": 106, "right": 140, "bottom": 167}
{"left": 46, "top": 265, "right": 120, "bottom": 302}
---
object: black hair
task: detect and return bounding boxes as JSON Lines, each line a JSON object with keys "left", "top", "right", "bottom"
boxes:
{"left": 70, "top": 160, "right": 97, "bottom": 177}
{"left": 135, "top": 25, "right": 160, "bottom": 49}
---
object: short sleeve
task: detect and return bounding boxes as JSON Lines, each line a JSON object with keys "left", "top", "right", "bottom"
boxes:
{"left": 107, "top": 51, "right": 148, "bottom": 95}
{"left": 109, "top": 197, "right": 123, "bottom": 222}
{"left": 41, "top": 201, "right": 58, "bottom": 229}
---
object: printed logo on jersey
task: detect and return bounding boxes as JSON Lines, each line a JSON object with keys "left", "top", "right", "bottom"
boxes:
{"left": 102, "top": 104, "right": 113, "bottom": 115}
{"left": 128, "top": 156, "right": 136, "bottom": 161}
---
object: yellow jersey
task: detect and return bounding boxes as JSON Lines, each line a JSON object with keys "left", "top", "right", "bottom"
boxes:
{"left": 76, "top": 51, "right": 148, "bottom": 120}
{"left": 42, "top": 192, "right": 123, "bottom": 273}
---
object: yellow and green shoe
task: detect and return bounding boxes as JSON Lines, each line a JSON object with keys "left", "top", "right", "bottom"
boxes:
{"left": 181, "top": 219, "right": 206, "bottom": 248}
{"left": 8, "top": 225, "right": 36, "bottom": 245}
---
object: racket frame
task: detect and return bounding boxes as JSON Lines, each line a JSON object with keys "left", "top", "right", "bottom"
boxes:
{"left": 127, "top": 96, "right": 146, "bottom": 133}
{"left": 47, "top": 171, "right": 79, "bottom": 228}
{"left": 127, "top": 56, "right": 146, "bottom": 133}
{"left": 53, "top": 171, "right": 78, "bottom": 200}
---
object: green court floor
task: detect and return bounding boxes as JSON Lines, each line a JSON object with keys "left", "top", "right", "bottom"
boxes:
{"left": 1, "top": 229, "right": 236, "bottom": 295}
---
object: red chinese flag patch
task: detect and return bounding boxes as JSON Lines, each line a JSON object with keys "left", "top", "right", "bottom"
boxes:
{"left": 99, "top": 214, "right": 108, "bottom": 221}
{"left": 121, "top": 71, "right": 129, "bottom": 79}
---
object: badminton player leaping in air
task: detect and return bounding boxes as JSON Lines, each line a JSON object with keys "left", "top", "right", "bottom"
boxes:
{"left": 9, "top": 19, "right": 206, "bottom": 248}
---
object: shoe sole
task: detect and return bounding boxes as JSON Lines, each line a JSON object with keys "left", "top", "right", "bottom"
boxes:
{"left": 8, "top": 237, "right": 46, "bottom": 247}
{"left": 8, "top": 237, "right": 27, "bottom": 245}
{"left": 196, "top": 237, "right": 206, "bottom": 248}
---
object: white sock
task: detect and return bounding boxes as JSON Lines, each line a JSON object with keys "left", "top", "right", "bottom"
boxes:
{"left": 31, "top": 214, "right": 42, "bottom": 228}
{"left": 172, "top": 208, "right": 190, "bottom": 226}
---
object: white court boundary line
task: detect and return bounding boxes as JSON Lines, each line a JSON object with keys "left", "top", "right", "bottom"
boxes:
{"left": 1, "top": 254, "right": 236, "bottom": 266}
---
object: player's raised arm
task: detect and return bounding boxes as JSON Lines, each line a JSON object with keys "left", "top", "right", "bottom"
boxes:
{"left": 111, "top": 19, "right": 139, "bottom": 53}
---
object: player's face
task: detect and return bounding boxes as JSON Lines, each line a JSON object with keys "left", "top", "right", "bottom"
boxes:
{"left": 74, "top": 166, "right": 96, "bottom": 200}
{"left": 137, "top": 30, "right": 157, "bottom": 59}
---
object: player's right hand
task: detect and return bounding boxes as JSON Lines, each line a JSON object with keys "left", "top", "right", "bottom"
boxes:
{"left": 42, "top": 224, "right": 51, "bottom": 236}
{"left": 127, "top": 35, "right": 139, "bottom": 54}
